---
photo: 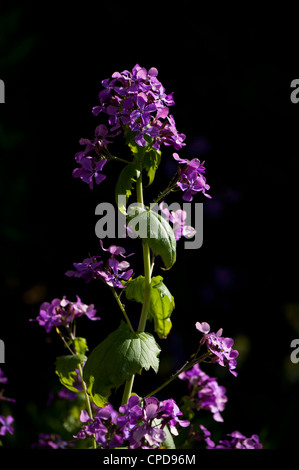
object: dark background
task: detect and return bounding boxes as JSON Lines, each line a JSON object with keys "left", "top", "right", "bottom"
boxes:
{"left": 1, "top": 4, "right": 299, "bottom": 449}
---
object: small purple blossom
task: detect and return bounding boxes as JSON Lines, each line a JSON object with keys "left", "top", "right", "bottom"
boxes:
{"left": 196, "top": 322, "right": 239, "bottom": 376}
{"left": 159, "top": 202, "right": 196, "bottom": 241}
{"left": 65, "top": 256, "right": 104, "bottom": 282}
{"left": 33, "top": 296, "right": 100, "bottom": 333}
{"left": 0, "top": 415, "right": 14, "bottom": 436}
{"left": 0, "top": 369, "right": 8, "bottom": 385}
{"left": 66, "top": 242, "right": 134, "bottom": 289}
{"left": 179, "top": 364, "right": 227, "bottom": 422}
{"left": 73, "top": 157, "right": 107, "bottom": 190}
{"left": 173, "top": 152, "right": 211, "bottom": 201}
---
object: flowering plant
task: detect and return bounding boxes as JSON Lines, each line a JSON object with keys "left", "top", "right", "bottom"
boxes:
{"left": 25, "top": 64, "right": 262, "bottom": 450}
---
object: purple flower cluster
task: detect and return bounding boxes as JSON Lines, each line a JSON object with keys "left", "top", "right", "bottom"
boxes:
{"left": 0, "top": 368, "right": 15, "bottom": 438}
{"left": 190, "top": 425, "right": 262, "bottom": 449}
{"left": 209, "top": 430, "right": 263, "bottom": 449}
{"left": 196, "top": 322, "right": 239, "bottom": 376}
{"left": 33, "top": 296, "right": 100, "bottom": 333}
{"left": 173, "top": 153, "right": 211, "bottom": 201}
{"left": 66, "top": 241, "right": 133, "bottom": 289}
{"left": 32, "top": 433, "right": 71, "bottom": 449}
{"left": 159, "top": 202, "right": 196, "bottom": 241}
{"left": 179, "top": 364, "right": 227, "bottom": 422}
{"left": 75, "top": 395, "right": 189, "bottom": 449}
{"left": 92, "top": 64, "right": 186, "bottom": 151}
{"left": 72, "top": 124, "right": 113, "bottom": 189}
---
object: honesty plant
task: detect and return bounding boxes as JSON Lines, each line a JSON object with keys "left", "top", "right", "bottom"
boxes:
{"left": 28, "top": 64, "right": 262, "bottom": 450}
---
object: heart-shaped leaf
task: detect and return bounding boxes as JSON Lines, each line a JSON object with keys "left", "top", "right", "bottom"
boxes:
{"left": 127, "top": 206, "right": 176, "bottom": 269}
{"left": 83, "top": 322, "right": 160, "bottom": 406}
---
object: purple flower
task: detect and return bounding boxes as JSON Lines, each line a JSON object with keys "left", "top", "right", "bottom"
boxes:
{"left": 118, "top": 395, "right": 144, "bottom": 441}
{"left": 212, "top": 431, "right": 263, "bottom": 449}
{"left": 99, "top": 241, "right": 134, "bottom": 289}
{"left": 158, "top": 398, "right": 190, "bottom": 436}
{"left": 66, "top": 242, "right": 134, "bottom": 289}
{"left": 74, "top": 125, "right": 113, "bottom": 163}
{"left": 159, "top": 202, "right": 196, "bottom": 241}
{"left": 73, "top": 156, "right": 107, "bottom": 190}
{"left": 32, "top": 433, "right": 71, "bottom": 449}
{"left": 75, "top": 407, "right": 117, "bottom": 448}
{"left": 33, "top": 296, "right": 100, "bottom": 333}
{"left": 130, "top": 92, "right": 157, "bottom": 128}
{"left": 0, "top": 369, "right": 8, "bottom": 385}
{"left": 179, "top": 364, "right": 227, "bottom": 422}
{"left": 196, "top": 322, "right": 239, "bottom": 376}
{"left": 0, "top": 415, "right": 14, "bottom": 436}
{"left": 173, "top": 153, "right": 211, "bottom": 201}
{"left": 65, "top": 256, "right": 104, "bottom": 282}
{"left": 188, "top": 424, "right": 216, "bottom": 448}
{"left": 122, "top": 396, "right": 189, "bottom": 449}
{"left": 157, "top": 115, "right": 186, "bottom": 151}
{"left": 57, "top": 388, "right": 78, "bottom": 401}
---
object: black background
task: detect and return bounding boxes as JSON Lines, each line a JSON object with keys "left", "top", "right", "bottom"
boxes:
{"left": 1, "top": 4, "right": 299, "bottom": 449}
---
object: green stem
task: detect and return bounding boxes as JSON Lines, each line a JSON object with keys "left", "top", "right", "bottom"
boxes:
{"left": 56, "top": 328, "right": 97, "bottom": 448}
{"left": 121, "top": 172, "right": 152, "bottom": 405}
{"left": 150, "top": 173, "right": 180, "bottom": 210}
{"left": 110, "top": 286, "right": 134, "bottom": 333}
{"left": 137, "top": 239, "right": 151, "bottom": 333}
{"left": 144, "top": 352, "right": 211, "bottom": 399}
{"left": 70, "top": 331, "right": 97, "bottom": 449}
{"left": 77, "top": 363, "right": 97, "bottom": 449}
{"left": 135, "top": 172, "right": 152, "bottom": 334}
{"left": 121, "top": 374, "right": 135, "bottom": 405}
{"left": 111, "top": 155, "right": 132, "bottom": 164}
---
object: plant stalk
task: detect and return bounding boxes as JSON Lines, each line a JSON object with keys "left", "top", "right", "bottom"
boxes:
{"left": 110, "top": 286, "right": 134, "bottom": 333}
{"left": 77, "top": 362, "right": 97, "bottom": 449}
{"left": 121, "top": 172, "right": 152, "bottom": 405}
{"left": 136, "top": 172, "right": 152, "bottom": 333}
{"left": 144, "top": 352, "right": 211, "bottom": 399}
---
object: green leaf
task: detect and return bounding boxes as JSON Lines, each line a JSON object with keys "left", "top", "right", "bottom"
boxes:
{"left": 124, "top": 127, "right": 140, "bottom": 155}
{"left": 125, "top": 275, "right": 145, "bottom": 304}
{"left": 55, "top": 354, "right": 87, "bottom": 392}
{"left": 152, "top": 419, "right": 176, "bottom": 449}
{"left": 126, "top": 275, "right": 174, "bottom": 338}
{"left": 149, "top": 276, "right": 174, "bottom": 338}
{"left": 74, "top": 337, "right": 88, "bottom": 355}
{"left": 127, "top": 206, "right": 176, "bottom": 269}
{"left": 115, "top": 163, "right": 141, "bottom": 214}
{"left": 83, "top": 322, "right": 160, "bottom": 407}
{"left": 124, "top": 127, "right": 161, "bottom": 186}
{"left": 143, "top": 148, "right": 161, "bottom": 186}
{"left": 162, "top": 425, "right": 176, "bottom": 449}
